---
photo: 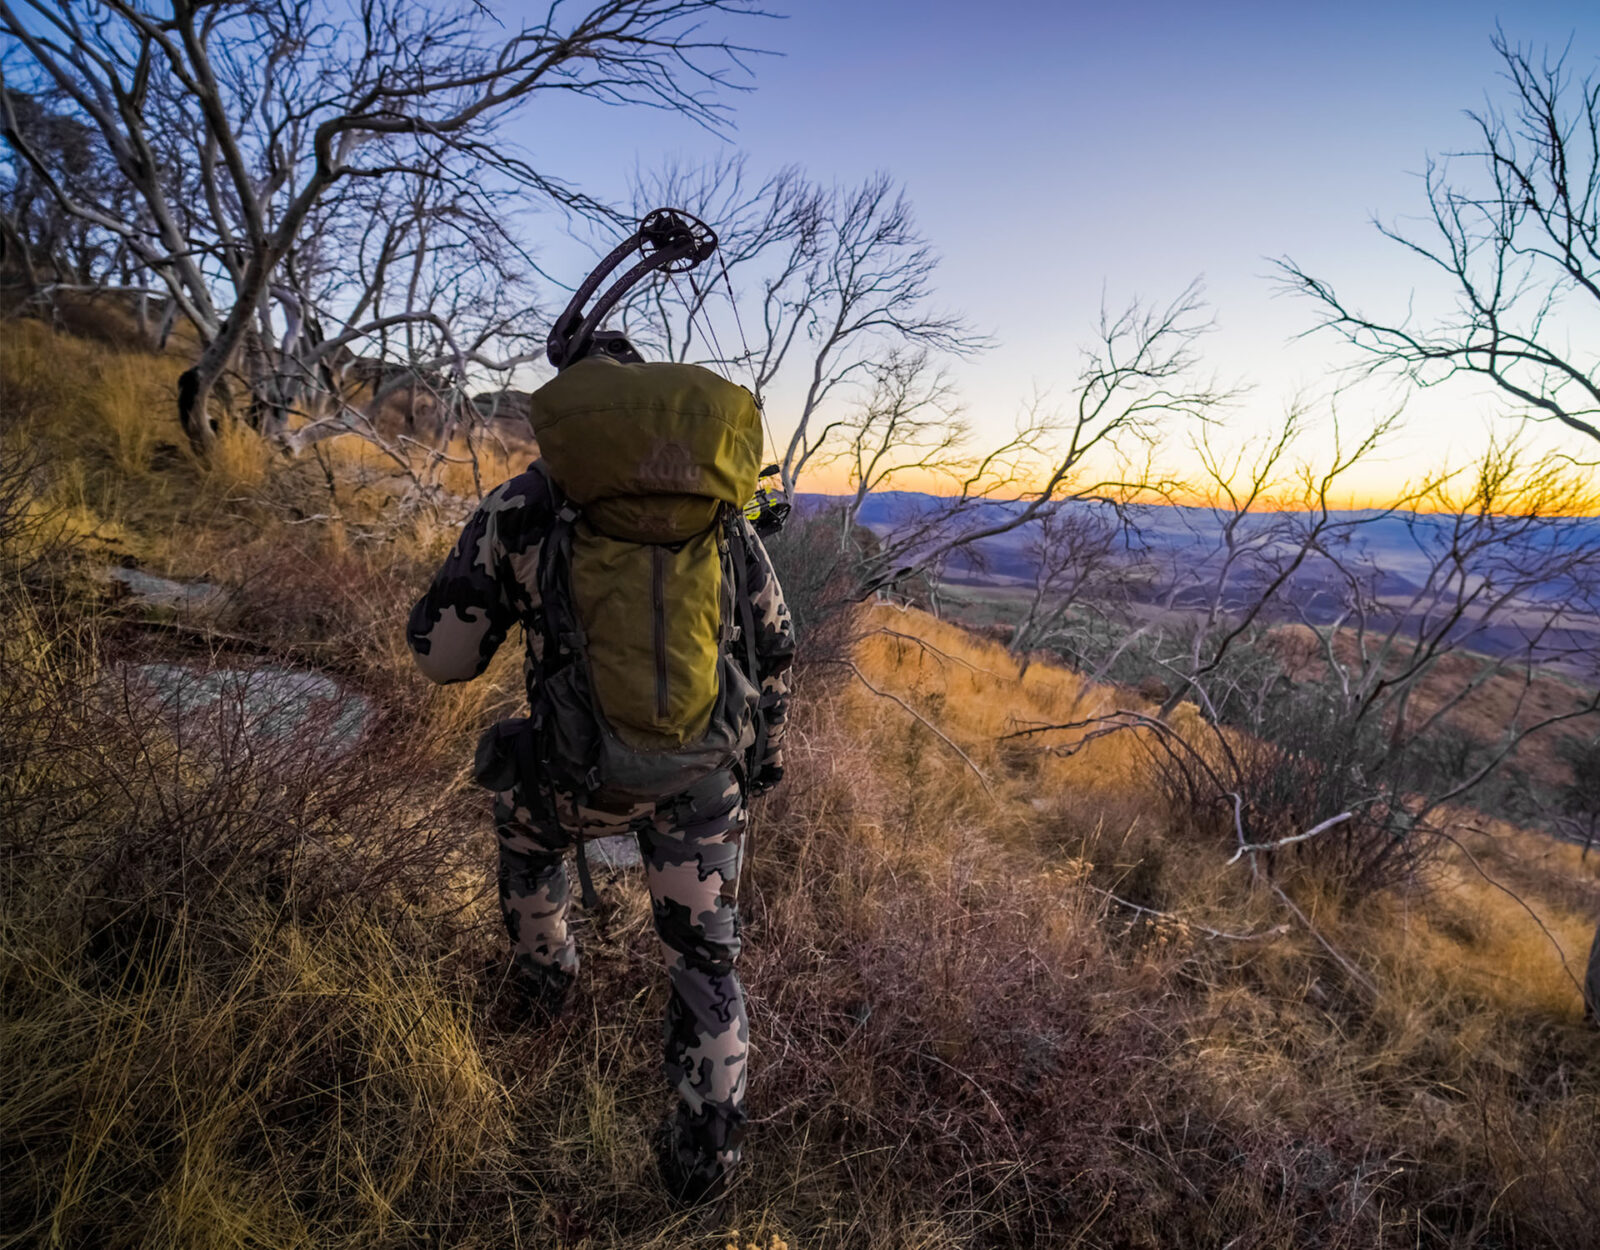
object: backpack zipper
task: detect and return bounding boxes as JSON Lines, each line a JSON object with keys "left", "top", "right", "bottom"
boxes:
{"left": 652, "top": 545, "right": 668, "bottom": 721}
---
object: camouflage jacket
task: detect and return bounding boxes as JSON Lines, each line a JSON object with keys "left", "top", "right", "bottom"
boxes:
{"left": 407, "top": 463, "right": 795, "bottom": 778}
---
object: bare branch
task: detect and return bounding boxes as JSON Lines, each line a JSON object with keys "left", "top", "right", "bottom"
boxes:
{"left": 1276, "top": 31, "right": 1600, "bottom": 450}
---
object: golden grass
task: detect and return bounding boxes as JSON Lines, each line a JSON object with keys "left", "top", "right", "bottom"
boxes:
{"left": 850, "top": 605, "right": 1153, "bottom": 818}
{"left": 853, "top": 605, "right": 1593, "bottom": 1010}
{"left": 438, "top": 433, "right": 533, "bottom": 499}
{"left": 0, "top": 318, "right": 513, "bottom": 582}
{"left": 2, "top": 321, "right": 193, "bottom": 564}
{"left": 0, "top": 318, "right": 95, "bottom": 422}
{"left": 3, "top": 317, "right": 1598, "bottom": 1247}
{"left": 89, "top": 353, "right": 171, "bottom": 478}
{"left": 1394, "top": 865, "right": 1591, "bottom": 1020}
{"left": 206, "top": 420, "right": 272, "bottom": 495}
{"left": 1, "top": 900, "right": 509, "bottom": 1250}
{"left": 840, "top": 605, "right": 1597, "bottom": 1241}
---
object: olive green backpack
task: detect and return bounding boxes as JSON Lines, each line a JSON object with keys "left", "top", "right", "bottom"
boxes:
{"left": 525, "top": 356, "right": 768, "bottom": 808}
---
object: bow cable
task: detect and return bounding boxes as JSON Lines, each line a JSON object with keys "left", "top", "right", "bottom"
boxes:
{"left": 670, "top": 259, "right": 779, "bottom": 467}
{"left": 718, "top": 253, "right": 779, "bottom": 462}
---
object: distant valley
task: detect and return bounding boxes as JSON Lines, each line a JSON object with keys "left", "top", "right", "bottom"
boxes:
{"left": 798, "top": 492, "right": 1600, "bottom": 673}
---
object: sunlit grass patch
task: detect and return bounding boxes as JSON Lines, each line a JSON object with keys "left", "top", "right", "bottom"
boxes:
{"left": 1383, "top": 855, "right": 1594, "bottom": 1022}
{"left": 1, "top": 898, "right": 508, "bottom": 1249}
{"left": 205, "top": 420, "right": 272, "bottom": 496}
{"left": 90, "top": 353, "right": 174, "bottom": 478}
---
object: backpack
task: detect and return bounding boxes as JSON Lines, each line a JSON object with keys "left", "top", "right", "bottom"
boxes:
{"left": 524, "top": 356, "right": 768, "bottom": 807}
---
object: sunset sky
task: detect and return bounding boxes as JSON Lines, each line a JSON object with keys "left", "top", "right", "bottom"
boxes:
{"left": 523, "top": 0, "right": 1597, "bottom": 504}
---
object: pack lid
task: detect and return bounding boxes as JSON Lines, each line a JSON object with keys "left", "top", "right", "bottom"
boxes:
{"left": 529, "top": 358, "right": 763, "bottom": 520}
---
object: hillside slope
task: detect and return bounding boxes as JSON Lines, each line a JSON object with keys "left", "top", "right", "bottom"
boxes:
{"left": 2, "top": 320, "right": 1598, "bottom": 1248}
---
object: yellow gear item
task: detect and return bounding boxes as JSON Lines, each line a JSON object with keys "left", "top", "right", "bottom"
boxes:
{"left": 527, "top": 357, "right": 763, "bottom": 755}
{"left": 568, "top": 520, "right": 723, "bottom": 749}
{"left": 529, "top": 356, "right": 762, "bottom": 543}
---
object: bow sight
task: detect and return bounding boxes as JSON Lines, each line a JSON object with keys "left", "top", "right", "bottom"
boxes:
{"left": 745, "top": 465, "right": 791, "bottom": 538}
{"left": 546, "top": 207, "right": 719, "bottom": 371}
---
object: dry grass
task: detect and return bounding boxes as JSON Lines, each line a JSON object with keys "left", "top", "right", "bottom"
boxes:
{"left": 88, "top": 353, "right": 170, "bottom": 478}
{"left": 2, "top": 318, "right": 1597, "bottom": 1247}
{"left": 3, "top": 904, "right": 509, "bottom": 1250}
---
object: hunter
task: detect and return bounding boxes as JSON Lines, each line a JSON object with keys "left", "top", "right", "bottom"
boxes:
{"left": 406, "top": 348, "right": 794, "bottom": 1207}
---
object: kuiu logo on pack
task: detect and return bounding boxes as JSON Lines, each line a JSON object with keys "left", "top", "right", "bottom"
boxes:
{"left": 637, "top": 439, "right": 702, "bottom": 493}
{"left": 502, "top": 354, "right": 769, "bottom": 808}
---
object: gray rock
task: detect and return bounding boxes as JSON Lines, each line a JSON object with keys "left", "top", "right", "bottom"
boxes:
{"left": 586, "top": 834, "right": 642, "bottom": 870}
{"left": 122, "top": 663, "right": 371, "bottom": 754}
{"left": 105, "top": 567, "right": 227, "bottom": 617}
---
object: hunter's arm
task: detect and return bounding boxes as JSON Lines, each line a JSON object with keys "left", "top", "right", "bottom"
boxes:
{"left": 742, "top": 520, "right": 797, "bottom": 776}
{"left": 406, "top": 479, "right": 529, "bottom": 684}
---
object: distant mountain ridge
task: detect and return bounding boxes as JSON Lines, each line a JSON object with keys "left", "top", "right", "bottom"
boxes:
{"left": 796, "top": 491, "right": 1600, "bottom": 593}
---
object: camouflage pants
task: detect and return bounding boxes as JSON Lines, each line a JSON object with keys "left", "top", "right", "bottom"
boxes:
{"left": 494, "top": 767, "right": 749, "bottom": 1164}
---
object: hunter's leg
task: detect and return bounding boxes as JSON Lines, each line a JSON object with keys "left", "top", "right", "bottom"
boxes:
{"left": 494, "top": 780, "right": 577, "bottom": 984}
{"left": 639, "top": 768, "right": 749, "bottom": 1194}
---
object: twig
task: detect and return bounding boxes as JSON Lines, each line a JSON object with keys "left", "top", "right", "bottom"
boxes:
{"left": 1441, "top": 827, "right": 1585, "bottom": 999}
{"left": 1085, "top": 884, "right": 1289, "bottom": 942}
{"left": 1000, "top": 711, "right": 1118, "bottom": 741}
{"left": 833, "top": 660, "right": 996, "bottom": 800}
{"left": 1269, "top": 881, "right": 1378, "bottom": 999}
{"left": 1226, "top": 812, "right": 1353, "bottom": 865}
{"left": 865, "top": 627, "right": 1006, "bottom": 679}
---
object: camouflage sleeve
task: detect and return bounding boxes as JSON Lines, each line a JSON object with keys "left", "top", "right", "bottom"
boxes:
{"left": 406, "top": 475, "right": 541, "bottom": 684}
{"left": 741, "top": 519, "right": 796, "bottom": 772}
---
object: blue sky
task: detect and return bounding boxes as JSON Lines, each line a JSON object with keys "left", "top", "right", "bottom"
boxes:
{"left": 515, "top": 0, "right": 1597, "bottom": 500}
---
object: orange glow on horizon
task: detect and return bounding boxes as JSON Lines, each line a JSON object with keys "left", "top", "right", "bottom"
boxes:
{"left": 791, "top": 464, "right": 1600, "bottom": 517}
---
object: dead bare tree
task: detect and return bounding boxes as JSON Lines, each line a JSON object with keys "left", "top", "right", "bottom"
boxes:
{"left": 760, "top": 281, "right": 1229, "bottom": 699}
{"left": 0, "top": 0, "right": 770, "bottom": 454}
{"left": 1276, "top": 31, "right": 1600, "bottom": 454}
{"left": 0, "top": 88, "right": 135, "bottom": 289}
{"left": 1005, "top": 503, "right": 1128, "bottom": 674}
{"left": 609, "top": 159, "right": 986, "bottom": 494}
{"left": 1005, "top": 420, "right": 1600, "bottom": 895}
{"left": 1304, "top": 439, "right": 1600, "bottom": 743}
{"left": 1148, "top": 403, "right": 1406, "bottom": 720}
{"left": 262, "top": 150, "right": 547, "bottom": 462}
{"left": 615, "top": 152, "right": 824, "bottom": 370}
{"left": 855, "top": 282, "right": 1230, "bottom": 595}
{"left": 774, "top": 174, "right": 985, "bottom": 493}
{"left": 1554, "top": 735, "right": 1600, "bottom": 857}
{"left": 823, "top": 347, "right": 967, "bottom": 533}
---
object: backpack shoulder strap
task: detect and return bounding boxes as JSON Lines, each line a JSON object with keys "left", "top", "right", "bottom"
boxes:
{"left": 725, "top": 510, "right": 769, "bottom": 779}
{"left": 529, "top": 462, "right": 603, "bottom": 910}
{"left": 531, "top": 461, "right": 583, "bottom": 669}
